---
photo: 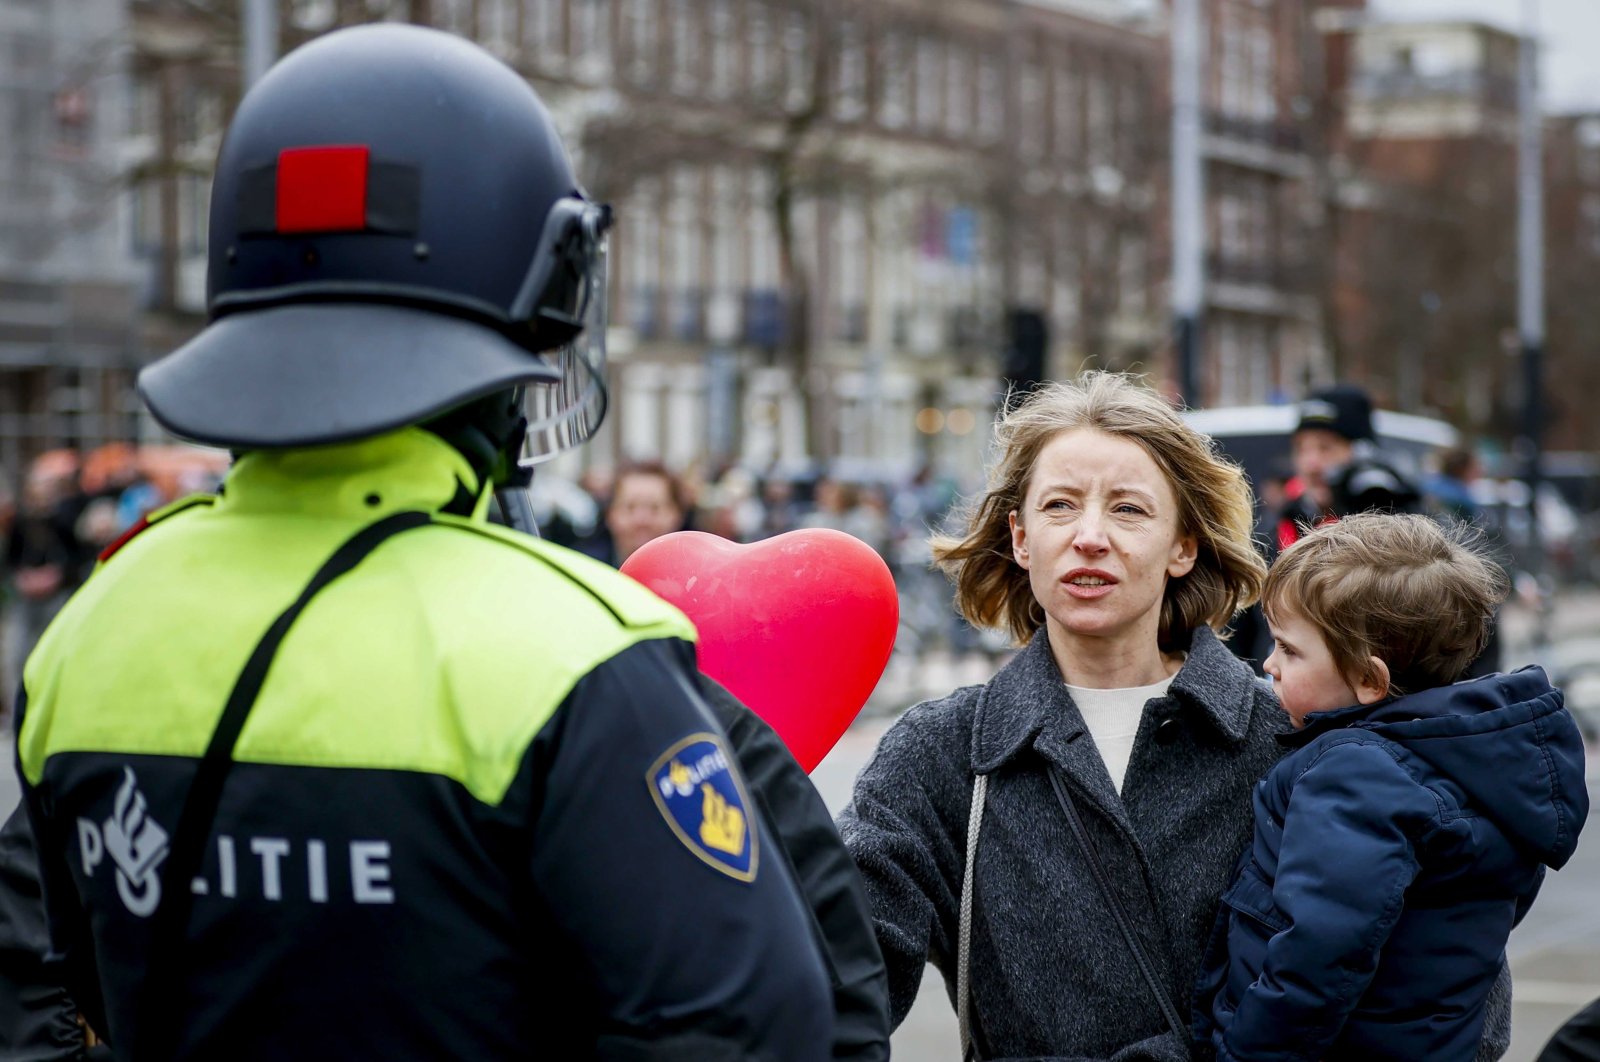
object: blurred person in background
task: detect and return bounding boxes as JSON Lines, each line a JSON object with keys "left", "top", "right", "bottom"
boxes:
{"left": 581, "top": 459, "right": 692, "bottom": 566}
{"left": 1424, "top": 447, "right": 1485, "bottom": 523}
{"left": 803, "top": 476, "right": 889, "bottom": 556}
{"left": 4, "top": 463, "right": 81, "bottom": 694}
{"left": 0, "top": 476, "right": 12, "bottom": 712}
{"left": 755, "top": 475, "right": 804, "bottom": 539}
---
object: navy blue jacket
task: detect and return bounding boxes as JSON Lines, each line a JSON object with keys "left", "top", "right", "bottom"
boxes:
{"left": 1194, "top": 667, "right": 1589, "bottom": 1062}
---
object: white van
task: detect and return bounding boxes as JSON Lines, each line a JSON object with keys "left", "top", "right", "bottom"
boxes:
{"left": 1181, "top": 404, "right": 1459, "bottom": 498}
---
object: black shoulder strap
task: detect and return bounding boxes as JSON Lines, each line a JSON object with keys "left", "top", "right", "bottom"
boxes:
{"left": 137, "top": 510, "right": 432, "bottom": 1058}
{"left": 1047, "top": 766, "right": 1189, "bottom": 1044}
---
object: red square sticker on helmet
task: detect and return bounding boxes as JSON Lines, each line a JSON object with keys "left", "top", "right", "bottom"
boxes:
{"left": 276, "top": 145, "right": 369, "bottom": 234}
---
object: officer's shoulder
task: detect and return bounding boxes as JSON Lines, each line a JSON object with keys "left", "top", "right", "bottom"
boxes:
{"left": 431, "top": 514, "right": 694, "bottom": 639}
{"left": 96, "top": 493, "right": 216, "bottom": 564}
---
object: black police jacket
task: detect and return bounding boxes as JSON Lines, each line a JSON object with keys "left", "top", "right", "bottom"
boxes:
{"left": 698, "top": 678, "right": 892, "bottom": 1061}
{"left": 0, "top": 681, "right": 891, "bottom": 1062}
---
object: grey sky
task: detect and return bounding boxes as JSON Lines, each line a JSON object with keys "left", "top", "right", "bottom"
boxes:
{"left": 1370, "top": 0, "right": 1600, "bottom": 113}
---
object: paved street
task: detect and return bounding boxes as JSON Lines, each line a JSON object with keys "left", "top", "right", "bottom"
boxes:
{"left": 2, "top": 592, "right": 1598, "bottom": 1059}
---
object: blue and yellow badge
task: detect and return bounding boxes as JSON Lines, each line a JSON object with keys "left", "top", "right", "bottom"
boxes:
{"left": 647, "top": 733, "right": 758, "bottom": 883}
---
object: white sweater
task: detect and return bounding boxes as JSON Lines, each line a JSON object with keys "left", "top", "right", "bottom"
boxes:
{"left": 1064, "top": 675, "right": 1176, "bottom": 794}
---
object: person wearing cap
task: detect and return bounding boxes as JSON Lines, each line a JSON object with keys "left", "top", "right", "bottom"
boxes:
{"left": 1229, "top": 385, "right": 1427, "bottom": 676}
{"left": 6, "top": 25, "right": 834, "bottom": 1060}
{"left": 1275, "top": 384, "right": 1421, "bottom": 553}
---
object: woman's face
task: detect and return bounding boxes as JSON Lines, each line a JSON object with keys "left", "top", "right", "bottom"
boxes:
{"left": 1009, "top": 429, "right": 1197, "bottom": 652}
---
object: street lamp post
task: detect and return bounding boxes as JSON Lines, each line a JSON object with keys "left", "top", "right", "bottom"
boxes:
{"left": 242, "top": 0, "right": 278, "bottom": 91}
{"left": 1517, "top": 0, "right": 1545, "bottom": 577}
{"left": 1171, "top": 0, "right": 1206, "bottom": 408}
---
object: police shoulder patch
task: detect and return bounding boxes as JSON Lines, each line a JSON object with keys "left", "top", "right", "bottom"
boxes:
{"left": 647, "top": 733, "right": 758, "bottom": 883}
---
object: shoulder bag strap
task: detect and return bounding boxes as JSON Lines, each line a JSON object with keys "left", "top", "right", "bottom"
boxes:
{"left": 137, "top": 510, "right": 432, "bottom": 1059}
{"left": 1046, "top": 766, "right": 1188, "bottom": 1043}
{"left": 958, "top": 771, "right": 988, "bottom": 1062}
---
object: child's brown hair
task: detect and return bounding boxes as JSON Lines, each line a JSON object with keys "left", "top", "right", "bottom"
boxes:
{"left": 1263, "top": 513, "right": 1508, "bottom": 695}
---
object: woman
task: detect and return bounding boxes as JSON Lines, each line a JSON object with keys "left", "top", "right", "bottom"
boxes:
{"left": 840, "top": 373, "right": 1277, "bottom": 1059}
{"left": 841, "top": 374, "right": 1511, "bottom": 1060}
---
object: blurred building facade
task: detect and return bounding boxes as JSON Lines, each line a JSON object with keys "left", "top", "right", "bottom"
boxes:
{"left": 4, "top": 0, "right": 1600, "bottom": 485}
{"left": 0, "top": 0, "right": 143, "bottom": 480}
{"left": 1317, "top": 13, "right": 1530, "bottom": 440}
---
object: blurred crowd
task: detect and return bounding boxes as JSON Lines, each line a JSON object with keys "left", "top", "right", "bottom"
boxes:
{"left": 0, "top": 444, "right": 228, "bottom": 700}
{"left": 0, "top": 427, "right": 1588, "bottom": 720}
{"left": 535, "top": 460, "right": 965, "bottom": 570}
{"left": 531, "top": 459, "right": 1004, "bottom": 662}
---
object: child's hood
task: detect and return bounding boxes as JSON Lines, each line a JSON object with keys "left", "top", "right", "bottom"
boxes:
{"left": 1360, "top": 667, "right": 1588, "bottom": 869}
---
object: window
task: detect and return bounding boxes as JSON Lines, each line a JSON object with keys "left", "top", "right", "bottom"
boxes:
{"left": 747, "top": 168, "right": 779, "bottom": 290}
{"left": 1583, "top": 194, "right": 1600, "bottom": 258}
{"left": 748, "top": 3, "right": 778, "bottom": 103}
{"left": 1216, "top": 174, "right": 1272, "bottom": 266}
{"left": 1578, "top": 118, "right": 1600, "bottom": 184}
{"left": 625, "top": 178, "right": 662, "bottom": 336}
{"left": 914, "top": 37, "right": 941, "bottom": 132}
{"left": 181, "top": 173, "right": 209, "bottom": 255}
{"left": 708, "top": 0, "right": 736, "bottom": 99}
{"left": 976, "top": 52, "right": 1003, "bottom": 144}
{"left": 131, "top": 179, "right": 162, "bottom": 256}
{"left": 127, "top": 77, "right": 158, "bottom": 142}
{"left": 1051, "top": 213, "right": 1081, "bottom": 339}
{"left": 944, "top": 43, "right": 971, "bottom": 139}
{"left": 625, "top": 0, "right": 657, "bottom": 85}
{"left": 1086, "top": 69, "right": 1112, "bottom": 167}
{"left": 1118, "top": 236, "right": 1146, "bottom": 314}
{"left": 524, "top": 0, "right": 564, "bottom": 69}
{"left": 430, "top": 0, "right": 470, "bottom": 35}
{"left": 1118, "top": 80, "right": 1144, "bottom": 164}
{"left": 670, "top": 0, "right": 700, "bottom": 96}
{"left": 879, "top": 31, "right": 910, "bottom": 129}
{"left": 479, "top": 0, "right": 518, "bottom": 55}
{"left": 1019, "top": 58, "right": 1045, "bottom": 160}
{"left": 289, "top": 0, "right": 335, "bottom": 31}
{"left": 572, "top": 0, "right": 612, "bottom": 78}
{"left": 834, "top": 20, "right": 867, "bottom": 122}
{"left": 709, "top": 167, "right": 740, "bottom": 292}
{"left": 783, "top": 9, "right": 812, "bottom": 113}
{"left": 1053, "top": 58, "right": 1080, "bottom": 163}
{"left": 833, "top": 196, "right": 867, "bottom": 342}
{"left": 666, "top": 167, "right": 703, "bottom": 339}
{"left": 1218, "top": 2, "right": 1275, "bottom": 121}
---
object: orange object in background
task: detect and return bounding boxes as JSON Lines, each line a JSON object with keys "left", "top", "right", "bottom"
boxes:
{"left": 79, "top": 443, "right": 139, "bottom": 495}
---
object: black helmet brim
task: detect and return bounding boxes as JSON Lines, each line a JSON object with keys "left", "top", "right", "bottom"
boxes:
{"left": 138, "top": 303, "right": 560, "bottom": 450}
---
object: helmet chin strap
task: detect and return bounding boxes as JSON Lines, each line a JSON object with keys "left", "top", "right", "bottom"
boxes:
{"left": 422, "top": 388, "right": 538, "bottom": 533}
{"left": 493, "top": 481, "right": 540, "bottom": 536}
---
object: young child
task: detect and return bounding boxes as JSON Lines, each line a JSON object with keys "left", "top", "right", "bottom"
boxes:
{"left": 1194, "top": 512, "right": 1589, "bottom": 1061}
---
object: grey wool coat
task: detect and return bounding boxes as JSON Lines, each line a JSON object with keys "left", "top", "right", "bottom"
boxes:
{"left": 838, "top": 625, "right": 1513, "bottom": 1061}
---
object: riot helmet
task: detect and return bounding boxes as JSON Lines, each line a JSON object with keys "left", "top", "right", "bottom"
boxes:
{"left": 138, "top": 24, "right": 609, "bottom": 462}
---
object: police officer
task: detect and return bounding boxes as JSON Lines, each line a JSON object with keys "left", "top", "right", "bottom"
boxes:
{"left": 12, "top": 25, "right": 833, "bottom": 1060}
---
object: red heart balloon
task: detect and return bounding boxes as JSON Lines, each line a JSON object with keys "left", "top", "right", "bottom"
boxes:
{"left": 622, "top": 529, "right": 899, "bottom": 772}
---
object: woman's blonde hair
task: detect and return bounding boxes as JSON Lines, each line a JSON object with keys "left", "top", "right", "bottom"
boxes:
{"left": 933, "top": 372, "right": 1266, "bottom": 650}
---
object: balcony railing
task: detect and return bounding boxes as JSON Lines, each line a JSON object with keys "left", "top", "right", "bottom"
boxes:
{"left": 1204, "top": 110, "right": 1305, "bottom": 154}
{"left": 1207, "top": 253, "right": 1307, "bottom": 292}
